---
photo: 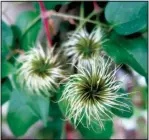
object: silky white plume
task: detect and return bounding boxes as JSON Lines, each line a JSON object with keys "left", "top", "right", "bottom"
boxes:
{"left": 17, "top": 44, "right": 66, "bottom": 97}
{"left": 63, "top": 27, "right": 107, "bottom": 67}
{"left": 59, "top": 56, "right": 132, "bottom": 129}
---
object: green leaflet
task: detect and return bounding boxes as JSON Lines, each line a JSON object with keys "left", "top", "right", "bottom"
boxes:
{"left": 105, "top": 2, "right": 147, "bottom": 35}
{"left": 103, "top": 31, "right": 147, "bottom": 77}
{"left": 7, "top": 88, "right": 49, "bottom": 137}
{"left": 2, "top": 60, "right": 16, "bottom": 78}
{"left": 2, "top": 21, "right": 13, "bottom": 57}
{"left": 15, "top": 11, "right": 41, "bottom": 51}
{"left": 1, "top": 78, "right": 13, "bottom": 105}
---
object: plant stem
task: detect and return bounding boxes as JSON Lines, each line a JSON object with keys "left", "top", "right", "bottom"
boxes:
{"left": 93, "top": 1, "right": 100, "bottom": 12}
{"left": 51, "top": 12, "right": 107, "bottom": 27}
{"left": 8, "top": 75, "right": 16, "bottom": 89}
{"left": 38, "top": 1, "right": 52, "bottom": 47}
{"left": 6, "top": 49, "right": 24, "bottom": 60}
{"left": 79, "top": 2, "right": 84, "bottom": 25}
{"left": 60, "top": 122, "right": 66, "bottom": 139}
{"left": 21, "top": 16, "right": 40, "bottom": 39}
{"left": 22, "top": 11, "right": 109, "bottom": 40}
{"left": 73, "top": 11, "right": 96, "bottom": 36}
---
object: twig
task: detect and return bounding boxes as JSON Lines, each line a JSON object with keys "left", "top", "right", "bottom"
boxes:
{"left": 38, "top": 1, "right": 52, "bottom": 47}
{"left": 21, "top": 10, "right": 109, "bottom": 40}
{"left": 6, "top": 49, "right": 24, "bottom": 60}
{"left": 93, "top": 1, "right": 100, "bottom": 12}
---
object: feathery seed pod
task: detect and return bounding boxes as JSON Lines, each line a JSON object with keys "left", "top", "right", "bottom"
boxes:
{"left": 59, "top": 56, "right": 132, "bottom": 129}
{"left": 17, "top": 44, "right": 66, "bottom": 97}
{"left": 63, "top": 27, "right": 107, "bottom": 67}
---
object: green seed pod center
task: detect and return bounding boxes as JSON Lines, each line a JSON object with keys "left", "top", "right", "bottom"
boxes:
{"left": 76, "top": 37, "right": 100, "bottom": 58}
{"left": 32, "top": 57, "right": 52, "bottom": 77}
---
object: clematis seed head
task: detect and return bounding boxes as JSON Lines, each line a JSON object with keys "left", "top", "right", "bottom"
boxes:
{"left": 63, "top": 27, "right": 107, "bottom": 67}
{"left": 17, "top": 43, "right": 66, "bottom": 97}
{"left": 59, "top": 56, "right": 132, "bottom": 129}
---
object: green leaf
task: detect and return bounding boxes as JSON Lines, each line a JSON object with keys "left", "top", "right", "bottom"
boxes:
{"left": 105, "top": 2, "right": 148, "bottom": 35}
{"left": 2, "top": 60, "right": 16, "bottom": 78}
{"left": 34, "top": 1, "right": 69, "bottom": 13}
{"left": 140, "top": 87, "right": 148, "bottom": 109}
{"left": 28, "top": 95, "right": 49, "bottom": 126}
{"left": 2, "top": 21, "right": 13, "bottom": 57}
{"left": 111, "top": 89, "right": 133, "bottom": 118}
{"left": 11, "top": 25, "right": 22, "bottom": 47}
{"left": 49, "top": 97, "right": 63, "bottom": 118}
{"left": 7, "top": 89, "right": 49, "bottom": 137}
{"left": 37, "top": 119, "right": 63, "bottom": 139}
{"left": 78, "top": 121, "right": 113, "bottom": 139}
{"left": 1, "top": 79, "right": 12, "bottom": 105}
{"left": 57, "top": 86, "right": 113, "bottom": 139}
{"left": 37, "top": 100, "right": 63, "bottom": 139}
{"left": 7, "top": 89, "right": 38, "bottom": 136}
{"left": 103, "top": 32, "right": 147, "bottom": 77}
{"left": 15, "top": 11, "right": 41, "bottom": 51}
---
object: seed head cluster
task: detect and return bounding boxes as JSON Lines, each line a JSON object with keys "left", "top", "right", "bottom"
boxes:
{"left": 17, "top": 27, "right": 132, "bottom": 130}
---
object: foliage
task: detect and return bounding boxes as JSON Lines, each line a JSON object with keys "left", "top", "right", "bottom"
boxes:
{"left": 1, "top": 1, "right": 147, "bottom": 139}
{"left": 7, "top": 88, "right": 49, "bottom": 136}
{"left": 103, "top": 31, "right": 147, "bottom": 77}
{"left": 15, "top": 11, "right": 41, "bottom": 51}
{"left": 105, "top": 2, "right": 147, "bottom": 35}
{"left": 2, "top": 21, "right": 13, "bottom": 58}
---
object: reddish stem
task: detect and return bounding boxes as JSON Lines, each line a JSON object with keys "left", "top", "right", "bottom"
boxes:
{"left": 93, "top": 1, "right": 100, "bottom": 12}
{"left": 65, "top": 121, "right": 74, "bottom": 139}
{"left": 38, "top": 1, "right": 52, "bottom": 47}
